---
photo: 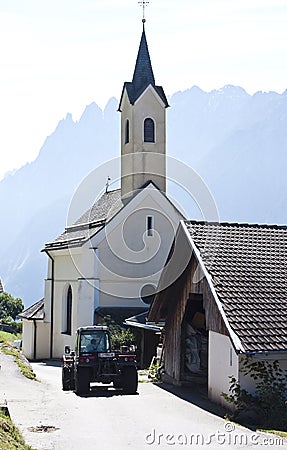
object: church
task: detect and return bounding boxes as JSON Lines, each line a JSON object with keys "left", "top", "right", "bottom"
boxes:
{"left": 20, "top": 21, "right": 184, "bottom": 360}
{"left": 19, "top": 16, "right": 287, "bottom": 410}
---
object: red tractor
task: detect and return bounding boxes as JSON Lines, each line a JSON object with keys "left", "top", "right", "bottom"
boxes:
{"left": 62, "top": 325, "right": 138, "bottom": 395}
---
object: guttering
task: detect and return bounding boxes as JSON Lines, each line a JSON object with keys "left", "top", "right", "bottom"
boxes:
{"left": 181, "top": 220, "right": 245, "bottom": 353}
{"left": 246, "top": 350, "right": 287, "bottom": 355}
{"left": 44, "top": 250, "right": 55, "bottom": 359}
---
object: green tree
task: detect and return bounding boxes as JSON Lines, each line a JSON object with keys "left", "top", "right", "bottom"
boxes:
{"left": 0, "top": 292, "right": 24, "bottom": 322}
{"left": 102, "top": 315, "right": 136, "bottom": 349}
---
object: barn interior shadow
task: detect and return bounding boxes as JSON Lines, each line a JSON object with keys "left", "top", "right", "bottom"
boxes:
{"left": 153, "top": 381, "right": 227, "bottom": 419}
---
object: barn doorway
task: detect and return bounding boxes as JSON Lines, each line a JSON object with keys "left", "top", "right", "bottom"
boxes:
{"left": 181, "top": 293, "right": 208, "bottom": 386}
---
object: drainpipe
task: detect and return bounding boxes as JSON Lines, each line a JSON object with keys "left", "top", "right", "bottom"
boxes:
{"left": 33, "top": 319, "right": 37, "bottom": 360}
{"left": 44, "top": 251, "right": 55, "bottom": 359}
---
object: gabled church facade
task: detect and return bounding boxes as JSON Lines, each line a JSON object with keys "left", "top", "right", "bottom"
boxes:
{"left": 20, "top": 23, "right": 184, "bottom": 360}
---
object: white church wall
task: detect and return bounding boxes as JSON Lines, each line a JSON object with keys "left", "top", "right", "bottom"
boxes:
{"left": 49, "top": 246, "right": 101, "bottom": 357}
{"left": 50, "top": 250, "right": 82, "bottom": 357}
{"left": 52, "top": 280, "right": 77, "bottom": 358}
{"left": 77, "top": 279, "right": 96, "bottom": 326}
{"left": 44, "top": 278, "right": 52, "bottom": 323}
{"left": 92, "top": 187, "right": 182, "bottom": 307}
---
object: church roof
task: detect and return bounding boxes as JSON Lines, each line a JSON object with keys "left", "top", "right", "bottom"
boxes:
{"left": 118, "top": 25, "right": 168, "bottom": 109}
{"left": 45, "top": 189, "right": 123, "bottom": 250}
{"left": 44, "top": 181, "right": 183, "bottom": 251}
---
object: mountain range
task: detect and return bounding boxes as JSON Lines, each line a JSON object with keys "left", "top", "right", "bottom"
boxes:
{"left": 1, "top": 85, "right": 287, "bottom": 307}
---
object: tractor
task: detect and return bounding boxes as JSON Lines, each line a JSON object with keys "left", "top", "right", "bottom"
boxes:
{"left": 62, "top": 325, "right": 138, "bottom": 395}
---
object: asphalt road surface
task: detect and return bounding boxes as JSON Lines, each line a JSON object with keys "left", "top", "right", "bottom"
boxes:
{"left": 0, "top": 352, "right": 285, "bottom": 450}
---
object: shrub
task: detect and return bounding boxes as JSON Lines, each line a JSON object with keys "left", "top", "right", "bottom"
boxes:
{"left": 222, "top": 358, "right": 287, "bottom": 430}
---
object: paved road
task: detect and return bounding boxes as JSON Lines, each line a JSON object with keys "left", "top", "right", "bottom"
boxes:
{"left": 0, "top": 351, "right": 285, "bottom": 450}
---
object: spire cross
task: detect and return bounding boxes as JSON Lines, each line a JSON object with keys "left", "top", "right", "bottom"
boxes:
{"left": 138, "top": 1, "right": 149, "bottom": 22}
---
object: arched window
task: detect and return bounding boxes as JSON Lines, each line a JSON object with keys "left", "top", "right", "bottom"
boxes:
{"left": 62, "top": 285, "right": 72, "bottom": 335}
{"left": 125, "top": 119, "right": 130, "bottom": 144}
{"left": 144, "top": 118, "right": 155, "bottom": 143}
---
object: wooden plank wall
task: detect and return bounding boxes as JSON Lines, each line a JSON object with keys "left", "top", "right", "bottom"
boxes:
{"left": 164, "top": 255, "right": 228, "bottom": 382}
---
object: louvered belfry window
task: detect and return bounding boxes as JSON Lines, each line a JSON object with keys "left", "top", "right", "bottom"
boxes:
{"left": 144, "top": 118, "right": 155, "bottom": 143}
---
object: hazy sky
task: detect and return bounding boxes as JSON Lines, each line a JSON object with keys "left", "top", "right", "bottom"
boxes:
{"left": 0, "top": 0, "right": 286, "bottom": 180}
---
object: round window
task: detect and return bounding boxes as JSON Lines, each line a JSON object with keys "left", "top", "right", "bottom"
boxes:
{"left": 140, "top": 284, "right": 156, "bottom": 305}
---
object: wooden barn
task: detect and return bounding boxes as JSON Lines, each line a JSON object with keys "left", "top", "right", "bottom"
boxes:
{"left": 148, "top": 220, "right": 287, "bottom": 406}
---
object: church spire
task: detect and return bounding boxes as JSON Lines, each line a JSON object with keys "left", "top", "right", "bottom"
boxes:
{"left": 132, "top": 23, "right": 155, "bottom": 95}
{"left": 118, "top": 23, "right": 168, "bottom": 108}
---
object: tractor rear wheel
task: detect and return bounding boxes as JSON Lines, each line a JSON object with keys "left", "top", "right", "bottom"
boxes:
{"left": 122, "top": 366, "right": 138, "bottom": 394}
{"left": 75, "top": 369, "right": 90, "bottom": 395}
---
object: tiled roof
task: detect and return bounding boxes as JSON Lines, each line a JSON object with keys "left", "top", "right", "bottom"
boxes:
{"left": 45, "top": 189, "right": 123, "bottom": 250}
{"left": 185, "top": 220, "right": 287, "bottom": 353}
{"left": 73, "top": 189, "right": 122, "bottom": 225}
{"left": 0, "top": 279, "right": 3, "bottom": 294}
{"left": 18, "top": 299, "right": 44, "bottom": 320}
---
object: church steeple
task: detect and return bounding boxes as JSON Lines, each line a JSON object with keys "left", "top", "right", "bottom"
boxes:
{"left": 132, "top": 24, "right": 155, "bottom": 95}
{"left": 118, "top": 24, "right": 168, "bottom": 109}
{"left": 118, "top": 22, "right": 168, "bottom": 204}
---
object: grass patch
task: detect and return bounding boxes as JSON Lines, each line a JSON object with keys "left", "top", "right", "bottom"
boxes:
{"left": 1, "top": 343, "right": 38, "bottom": 381}
{"left": 259, "top": 429, "right": 287, "bottom": 439}
{"left": 0, "top": 331, "right": 36, "bottom": 380}
{"left": 0, "top": 410, "right": 35, "bottom": 450}
{"left": 0, "top": 331, "right": 21, "bottom": 344}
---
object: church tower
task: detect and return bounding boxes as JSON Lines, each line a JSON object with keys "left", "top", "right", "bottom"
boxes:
{"left": 118, "top": 21, "right": 169, "bottom": 204}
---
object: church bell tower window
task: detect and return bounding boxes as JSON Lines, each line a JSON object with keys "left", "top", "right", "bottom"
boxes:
{"left": 144, "top": 117, "right": 155, "bottom": 143}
